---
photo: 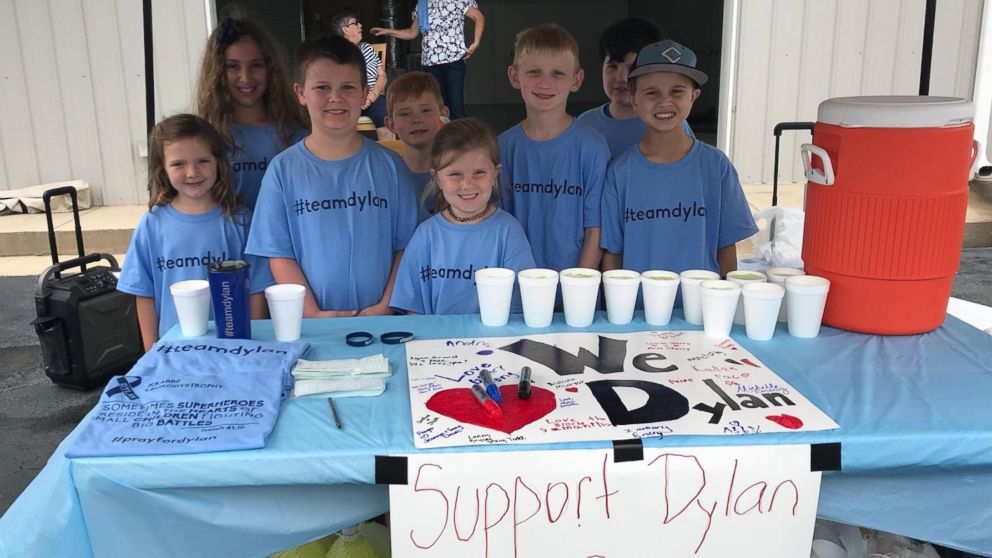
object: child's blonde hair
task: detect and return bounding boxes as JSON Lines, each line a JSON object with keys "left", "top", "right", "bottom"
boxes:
{"left": 195, "top": 15, "right": 307, "bottom": 148}
{"left": 386, "top": 71, "right": 445, "bottom": 115}
{"left": 512, "top": 23, "right": 580, "bottom": 68}
{"left": 147, "top": 114, "right": 238, "bottom": 217}
{"left": 427, "top": 118, "right": 501, "bottom": 213}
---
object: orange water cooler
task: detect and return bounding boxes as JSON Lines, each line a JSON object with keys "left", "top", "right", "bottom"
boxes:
{"left": 800, "top": 96, "right": 975, "bottom": 335}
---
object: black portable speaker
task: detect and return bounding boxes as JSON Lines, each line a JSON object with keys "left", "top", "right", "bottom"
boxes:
{"left": 32, "top": 186, "right": 143, "bottom": 390}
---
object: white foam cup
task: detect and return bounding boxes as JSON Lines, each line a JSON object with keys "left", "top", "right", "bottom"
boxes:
{"left": 785, "top": 275, "right": 831, "bottom": 338}
{"left": 700, "top": 280, "right": 741, "bottom": 338}
{"left": 603, "top": 269, "right": 641, "bottom": 325}
{"left": 517, "top": 268, "right": 559, "bottom": 328}
{"left": 169, "top": 279, "right": 211, "bottom": 337}
{"left": 560, "top": 268, "right": 602, "bottom": 327}
{"left": 726, "top": 270, "right": 767, "bottom": 325}
{"left": 679, "top": 269, "right": 720, "bottom": 324}
{"left": 475, "top": 267, "right": 515, "bottom": 327}
{"left": 742, "top": 283, "right": 785, "bottom": 341}
{"left": 265, "top": 284, "right": 306, "bottom": 341}
{"left": 640, "top": 270, "right": 681, "bottom": 325}
{"left": 766, "top": 267, "right": 805, "bottom": 321}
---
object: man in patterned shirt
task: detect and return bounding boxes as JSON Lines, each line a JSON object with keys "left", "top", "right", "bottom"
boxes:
{"left": 372, "top": 0, "right": 485, "bottom": 120}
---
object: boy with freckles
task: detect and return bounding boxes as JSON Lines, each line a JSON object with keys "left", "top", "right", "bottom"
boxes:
{"left": 247, "top": 35, "right": 417, "bottom": 318}
{"left": 600, "top": 40, "right": 756, "bottom": 284}
{"left": 498, "top": 24, "right": 610, "bottom": 273}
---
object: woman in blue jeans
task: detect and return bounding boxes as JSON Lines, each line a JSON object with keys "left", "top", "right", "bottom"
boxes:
{"left": 372, "top": 0, "right": 485, "bottom": 120}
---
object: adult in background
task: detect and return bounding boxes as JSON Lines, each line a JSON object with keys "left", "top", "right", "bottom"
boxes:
{"left": 372, "top": 0, "right": 484, "bottom": 120}
{"left": 332, "top": 11, "right": 392, "bottom": 140}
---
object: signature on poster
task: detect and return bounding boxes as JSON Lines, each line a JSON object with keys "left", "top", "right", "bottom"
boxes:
{"left": 416, "top": 425, "right": 464, "bottom": 443}
{"left": 542, "top": 416, "right": 612, "bottom": 432}
{"left": 723, "top": 420, "right": 762, "bottom": 434}
{"left": 738, "top": 383, "right": 790, "bottom": 395}
{"left": 626, "top": 424, "right": 674, "bottom": 439}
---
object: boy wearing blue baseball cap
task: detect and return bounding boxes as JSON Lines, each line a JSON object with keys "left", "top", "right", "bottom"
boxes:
{"left": 600, "top": 40, "right": 757, "bottom": 283}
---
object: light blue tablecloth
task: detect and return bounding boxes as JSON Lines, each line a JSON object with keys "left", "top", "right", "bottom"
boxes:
{"left": 3, "top": 312, "right": 992, "bottom": 557}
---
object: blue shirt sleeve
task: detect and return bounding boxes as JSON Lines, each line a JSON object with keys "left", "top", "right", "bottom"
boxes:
{"left": 599, "top": 163, "right": 624, "bottom": 254}
{"left": 501, "top": 220, "right": 537, "bottom": 272}
{"left": 393, "top": 157, "right": 419, "bottom": 251}
{"left": 582, "top": 136, "right": 609, "bottom": 229}
{"left": 117, "top": 213, "right": 155, "bottom": 297}
{"left": 246, "top": 161, "right": 295, "bottom": 259}
{"left": 236, "top": 210, "right": 275, "bottom": 294}
{"left": 717, "top": 159, "right": 759, "bottom": 248}
{"left": 389, "top": 229, "right": 428, "bottom": 314}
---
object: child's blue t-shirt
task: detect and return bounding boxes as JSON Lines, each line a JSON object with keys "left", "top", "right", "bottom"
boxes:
{"left": 576, "top": 103, "right": 695, "bottom": 160}
{"left": 411, "top": 169, "right": 433, "bottom": 223}
{"left": 498, "top": 120, "right": 609, "bottom": 271}
{"left": 390, "top": 209, "right": 536, "bottom": 315}
{"left": 117, "top": 204, "right": 274, "bottom": 338}
{"left": 230, "top": 123, "right": 307, "bottom": 211}
{"left": 600, "top": 140, "right": 758, "bottom": 274}
{"left": 246, "top": 137, "right": 417, "bottom": 312}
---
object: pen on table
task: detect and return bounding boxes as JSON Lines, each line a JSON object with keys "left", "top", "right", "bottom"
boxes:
{"left": 327, "top": 397, "right": 342, "bottom": 429}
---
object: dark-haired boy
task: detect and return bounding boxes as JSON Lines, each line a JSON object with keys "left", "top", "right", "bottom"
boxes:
{"left": 247, "top": 34, "right": 417, "bottom": 317}
{"left": 577, "top": 18, "right": 693, "bottom": 159}
{"left": 601, "top": 40, "right": 755, "bottom": 281}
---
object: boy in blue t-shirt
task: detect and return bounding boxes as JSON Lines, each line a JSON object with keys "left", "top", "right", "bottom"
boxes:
{"left": 385, "top": 71, "right": 449, "bottom": 222}
{"left": 246, "top": 35, "right": 417, "bottom": 318}
{"left": 499, "top": 24, "right": 610, "bottom": 272}
{"left": 576, "top": 17, "right": 693, "bottom": 159}
{"left": 601, "top": 40, "right": 757, "bottom": 278}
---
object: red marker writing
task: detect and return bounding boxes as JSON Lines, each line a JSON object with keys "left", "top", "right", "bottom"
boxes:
{"left": 471, "top": 384, "right": 503, "bottom": 419}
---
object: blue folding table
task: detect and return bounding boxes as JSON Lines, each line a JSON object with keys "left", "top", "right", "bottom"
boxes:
{"left": 2, "top": 312, "right": 991, "bottom": 557}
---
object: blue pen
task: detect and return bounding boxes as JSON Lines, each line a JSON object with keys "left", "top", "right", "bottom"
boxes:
{"left": 479, "top": 369, "right": 502, "bottom": 404}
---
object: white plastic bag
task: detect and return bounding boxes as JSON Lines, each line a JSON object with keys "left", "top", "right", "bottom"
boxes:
{"left": 810, "top": 519, "right": 940, "bottom": 558}
{"left": 753, "top": 206, "right": 805, "bottom": 269}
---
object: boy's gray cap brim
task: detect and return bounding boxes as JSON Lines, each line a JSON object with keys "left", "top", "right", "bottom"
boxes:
{"left": 628, "top": 63, "right": 708, "bottom": 86}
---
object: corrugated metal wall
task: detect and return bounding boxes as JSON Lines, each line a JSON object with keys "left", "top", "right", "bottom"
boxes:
{"left": 730, "top": 0, "right": 984, "bottom": 184}
{"left": 0, "top": 0, "right": 986, "bottom": 203}
{"left": 0, "top": 0, "right": 208, "bottom": 205}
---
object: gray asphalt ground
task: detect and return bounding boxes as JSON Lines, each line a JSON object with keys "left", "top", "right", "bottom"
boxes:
{"left": 1, "top": 250, "right": 990, "bottom": 556}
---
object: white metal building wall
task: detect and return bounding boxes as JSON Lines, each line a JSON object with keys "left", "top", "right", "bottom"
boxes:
{"left": 0, "top": 0, "right": 209, "bottom": 205}
{"left": 729, "top": 0, "right": 984, "bottom": 184}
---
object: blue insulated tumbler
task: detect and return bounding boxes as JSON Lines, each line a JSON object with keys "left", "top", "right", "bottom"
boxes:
{"left": 207, "top": 260, "right": 251, "bottom": 339}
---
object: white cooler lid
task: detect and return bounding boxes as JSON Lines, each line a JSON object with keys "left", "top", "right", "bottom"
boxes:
{"left": 817, "top": 96, "right": 973, "bottom": 128}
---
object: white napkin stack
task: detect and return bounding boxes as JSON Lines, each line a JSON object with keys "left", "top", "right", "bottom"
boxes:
{"left": 291, "top": 354, "right": 390, "bottom": 398}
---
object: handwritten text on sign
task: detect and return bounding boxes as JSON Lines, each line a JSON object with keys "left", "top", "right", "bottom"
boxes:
{"left": 405, "top": 331, "right": 838, "bottom": 448}
{"left": 389, "top": 445, "right": 821, "bottom": 558}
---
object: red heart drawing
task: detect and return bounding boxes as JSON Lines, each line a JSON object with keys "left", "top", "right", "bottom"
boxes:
{"left": 426, "top": 385, "right": 557, "bottom": 434}
{"left": 565, "top": 387, "right": 579, "bottom": 393}
{"left": 766, "top": 414, "right": 803, "bottom": 429}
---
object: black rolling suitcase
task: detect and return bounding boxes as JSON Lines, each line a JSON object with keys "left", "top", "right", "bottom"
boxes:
{"left": 32, "top": 186, "right": 143, "bottom": 389}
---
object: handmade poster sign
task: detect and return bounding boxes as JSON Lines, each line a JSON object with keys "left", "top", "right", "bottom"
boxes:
{"left": 389, "top": 445, "right": 822, "bottom": 557}
{"left": 405, "top": 331, "right": 837, "bottom": 448}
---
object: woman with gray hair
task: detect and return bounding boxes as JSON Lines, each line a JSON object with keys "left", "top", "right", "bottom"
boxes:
{"left": 332, "top": 11, "right": 391, "bottom": 140}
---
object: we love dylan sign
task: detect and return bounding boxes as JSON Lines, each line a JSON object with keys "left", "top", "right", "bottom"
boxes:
{"left": 405, "top": 331, "right": 837, "bottom": 448}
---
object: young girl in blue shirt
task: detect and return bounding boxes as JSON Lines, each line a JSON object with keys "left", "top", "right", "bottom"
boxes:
{"left": 391, "top": 118, "right": 536, "bottom": 315}
{"left": 117, "top": 114, "right": 273, "bottom": 350}
{"left": 195, "top": 16, "right": 308, "bottom": 211}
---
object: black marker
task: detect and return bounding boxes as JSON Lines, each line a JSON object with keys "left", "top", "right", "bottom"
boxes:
{"left": 518, "top": 366, "right": 532, "bottom": 399}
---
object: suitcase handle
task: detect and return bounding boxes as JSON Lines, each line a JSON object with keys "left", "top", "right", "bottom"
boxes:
{"left": 42, "top": 186, "right": 86, "bottom": 276}
{"left": 36, "top": 253, "right": 121, "bottom": 298}
{"left": 801, "top": 143, "right": 835, "bottom": 185}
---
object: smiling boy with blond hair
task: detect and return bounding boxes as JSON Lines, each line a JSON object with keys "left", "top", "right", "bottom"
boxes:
{"left": 498, "top": 24, "right": 610, "bottom": 272}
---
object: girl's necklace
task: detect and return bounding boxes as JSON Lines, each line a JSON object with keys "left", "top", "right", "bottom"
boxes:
{"left": 446, "top": 204, "right": 494, "bottom": 224}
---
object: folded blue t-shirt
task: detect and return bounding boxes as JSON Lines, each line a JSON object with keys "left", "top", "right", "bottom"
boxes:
{"left": 67, "top": 339, "right": 309, "bottom": 458}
